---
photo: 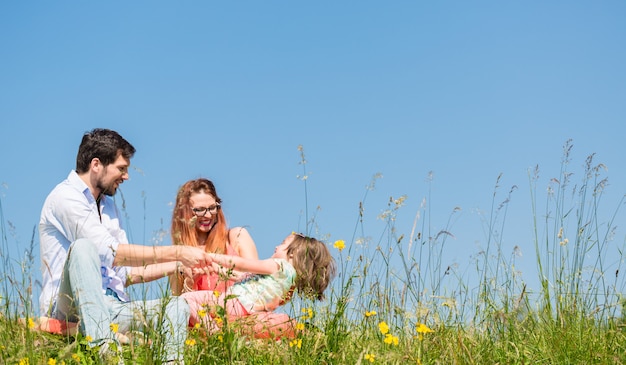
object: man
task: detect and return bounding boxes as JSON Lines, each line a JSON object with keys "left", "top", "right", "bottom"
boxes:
{"left": 39, "top": 128, "right": 207, "bottom": 364}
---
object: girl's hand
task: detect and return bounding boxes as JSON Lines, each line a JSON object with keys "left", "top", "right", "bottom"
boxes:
{"left": 225, "top": 270, "right": 251, "bottom": 283}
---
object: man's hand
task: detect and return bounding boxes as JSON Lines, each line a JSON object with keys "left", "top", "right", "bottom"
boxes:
{"left": 176, "top": 246, "right": 210, "bottom": 268}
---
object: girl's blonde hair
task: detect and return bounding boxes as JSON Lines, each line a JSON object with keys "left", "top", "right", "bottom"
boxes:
{"left": 287, "top": 234, "right": 337, "bottom": 300}
{"left": 170, "top": 178, "right": 229, "bottom": 253}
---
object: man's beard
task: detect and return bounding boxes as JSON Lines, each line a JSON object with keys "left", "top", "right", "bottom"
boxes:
{"left": 97, "top": 179, "right": 117, "bottom": 196}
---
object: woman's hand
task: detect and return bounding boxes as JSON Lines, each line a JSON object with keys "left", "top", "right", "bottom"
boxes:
{"left": 178, "top": 264, "right": 195, "bottom": 293}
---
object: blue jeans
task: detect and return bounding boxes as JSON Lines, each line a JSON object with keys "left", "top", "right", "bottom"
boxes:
{"left": 54, "top": 239, "right": 189, "bottom": 362}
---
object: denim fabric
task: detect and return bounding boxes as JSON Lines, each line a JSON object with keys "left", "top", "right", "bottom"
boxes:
{"left": 54, "top": 239, "right": 189, "bottom": 362}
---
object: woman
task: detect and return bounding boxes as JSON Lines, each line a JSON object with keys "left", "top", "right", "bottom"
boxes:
{"left": 169, "top": 178, "right": 295, "bottom": 339}
{"left": 169, "top": 178, "right": 258, "bottom": 296}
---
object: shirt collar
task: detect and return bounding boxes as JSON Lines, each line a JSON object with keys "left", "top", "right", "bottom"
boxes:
{"left": 67, "top": 170, "right": 99, "bottom": 204}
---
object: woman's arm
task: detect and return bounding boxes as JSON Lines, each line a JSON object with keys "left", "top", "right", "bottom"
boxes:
{"left": 208, "top": 253, "right": 279, "bottom": 275}
{"left": 229, "top": 227, "right": 259, "bottom": 260}
{"left": 169, "top": 272, "right": 183, "bottom": 296}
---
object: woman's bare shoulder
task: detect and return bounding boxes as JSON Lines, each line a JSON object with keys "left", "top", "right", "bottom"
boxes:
{"left": 228, "top": 227, "right": 258, "bottom": 259}
{"left": 228, "top": 226, "right": 250, "bottom": 240}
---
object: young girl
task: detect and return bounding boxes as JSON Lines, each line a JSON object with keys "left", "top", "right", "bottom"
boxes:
{"left": 181, "top": 233, "right": 336, "bottom": 327}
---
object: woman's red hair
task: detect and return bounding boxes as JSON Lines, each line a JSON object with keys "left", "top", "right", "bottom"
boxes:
{"left": 170, "top": 178, "right": 229, "bottom": 253}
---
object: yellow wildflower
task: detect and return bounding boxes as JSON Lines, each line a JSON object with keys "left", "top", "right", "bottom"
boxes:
{"left": 47, "top": 359, "right": 57, "bottom": 365}
{"left": 71, "top": 354, "right": 80, "bottom": 362}
{"left": 85, "top": 335, "right": 93, "bottom": 342}
{"left": 296, "top": 322, "right": 305, "bottom": 331}
{"left": 333, "top": 239, "right": 345, "bottom": 251}
{"left": 194, "top": 323, "right": 201, "bottom": 329}
{"left": 364, "top": 353, "right": 375, "bottom": 362}
{"left": 416, "top": 322, "right": 433, "bottom": 341}
{"left": 109, "top": 323, "right": 119, "bottom": 334}
{"left": 217, "top": 334, "right": 223, "bottom": 342}
{"left": 185, "top": 339, "right": 196, "bottom": 347}
{"left": 416, "top": 323, "right": 433, "bottom": 334}
{"left": 289, "top": 338, "right": 302, "bottom": 349}
{"left": 213, "top": 290, "right": 220, "bottom": 298}
{"left": 301, "top": 307, "right": 313, "bottom": 319}
{"left": 378, "top": 321, "right": 389, "bottom": 335}
{"left": 197, "top": 308, "right": 207, "bottom": 318}
{"left": 365, "top": 310, "right": 377, "bottom": 317}
{"left": 384, "top": 333, "right": 399, "bottom": 345}
{"left": 19, "top": 358, "right": 29, "bottom": 365}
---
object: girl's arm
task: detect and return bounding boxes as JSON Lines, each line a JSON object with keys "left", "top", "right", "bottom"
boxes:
{"left": 208, "top": 264, "right": 250, "bottom": 282}
{"left": 208, "top": 253, "right": 279, "bottom": 275}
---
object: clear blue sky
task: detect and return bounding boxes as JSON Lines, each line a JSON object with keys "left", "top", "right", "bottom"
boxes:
{"left": 1, "top": 1, "right": 625, "bottom": 307}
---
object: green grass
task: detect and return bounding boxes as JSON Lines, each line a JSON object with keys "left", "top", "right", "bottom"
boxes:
{"left": 2, "top": 140, "right": 626, "bottom": 364}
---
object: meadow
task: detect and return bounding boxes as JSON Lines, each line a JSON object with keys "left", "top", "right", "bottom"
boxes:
{"left": 2, "top": 140, "right": 626, "bottom": 364}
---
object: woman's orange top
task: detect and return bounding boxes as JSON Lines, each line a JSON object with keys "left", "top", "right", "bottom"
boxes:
{"left": 193, "top": 243, "right": 238, "bottom": 293}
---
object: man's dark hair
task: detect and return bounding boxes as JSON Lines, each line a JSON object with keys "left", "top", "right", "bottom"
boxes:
{"left": 75, "top": 129, "right": 136, "bottom": 173}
